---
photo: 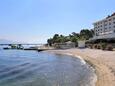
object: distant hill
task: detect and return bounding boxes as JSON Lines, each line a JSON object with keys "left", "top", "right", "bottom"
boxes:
{"left": 0, "top": 39, "right": 21, "bottom": 44}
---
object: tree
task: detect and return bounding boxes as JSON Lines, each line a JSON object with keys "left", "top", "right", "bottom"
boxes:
{"left": 69, "top": 32, "right": 79, "bottom": 43}
{"left": 47, "top": 38, "right": 53, "bottom": 46}
{"left": 71, "top": 32, "right": 80, "bottom": 37}
{"left": 52, "top": 34, "right": 60, "bottom": 43}
{"left": 47, "top": 29, "right": 94, "bottom": 46}
{"left": 80, "top": 29, "right": 93, "bottom": 40}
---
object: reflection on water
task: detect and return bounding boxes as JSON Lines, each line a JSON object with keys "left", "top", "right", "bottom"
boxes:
{"left": 0, "top": 50, "right": 96, "bottom": 86}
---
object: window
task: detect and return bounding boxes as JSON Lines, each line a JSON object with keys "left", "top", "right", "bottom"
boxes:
{"left": 109, "top": 23, "right": 111, "bottom": 25}
{"left": 113, "top": 17, "right": 115, "bottom": 20}
{"left": 109, "top": 19, "right": 111, "bottom": 21}
{"left": 104, "top": 20, "right": 107, "bottom": 22}
{"left": 96, "top": 33, "right": 99, "bottom": 36}
{"left": 95, "top": 23, "right": 97, "bottom": 25}
{"left": 104, "top": 24, "right": 107, "bottom": 26}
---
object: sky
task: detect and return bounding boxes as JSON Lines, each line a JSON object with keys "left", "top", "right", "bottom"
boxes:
{"left": 0, "top": 0, "right": 115, "bottom": 43}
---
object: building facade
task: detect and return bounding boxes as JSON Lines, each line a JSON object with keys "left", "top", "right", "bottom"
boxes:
{"left": 93, "top": 13, "right": 115, "bottom": 39}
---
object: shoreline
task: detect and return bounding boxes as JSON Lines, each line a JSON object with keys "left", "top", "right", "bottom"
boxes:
{"left": 57, "top": 52, "right": 97, "bottom": 86}
{"left": 46, "top": 48, "right": 115, "bottom": 86}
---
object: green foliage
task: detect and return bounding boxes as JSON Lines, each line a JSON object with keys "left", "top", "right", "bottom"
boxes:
{"left": 80, "top": 29, "right": 94, "bottom": 40}
{"left": 47, "top": 29, "right": 94, "bottom": 46}
{"left": 97, "top": 44, "right": 102, "bottom": 49}
{"left": 47, "top": 38, "right": 53, "bottom": 46}
{"left": 47, "top": 34, "right": 70, "bottom": 46}
{"left": 100, "top": 43, "right": 107, "bottom": 50}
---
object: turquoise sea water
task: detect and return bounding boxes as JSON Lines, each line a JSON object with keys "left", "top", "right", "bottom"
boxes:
{"left": 0, "top": 50, "right": 96, "bottom": 86}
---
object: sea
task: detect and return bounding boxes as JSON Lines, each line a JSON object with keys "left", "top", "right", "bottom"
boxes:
{"left": 0, "top": 49, "right": 97, "bottom": 86}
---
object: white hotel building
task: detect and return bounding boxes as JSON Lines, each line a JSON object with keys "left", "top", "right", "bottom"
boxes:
{"left": 92, "top": 13, "right": 115, "bottom": 40}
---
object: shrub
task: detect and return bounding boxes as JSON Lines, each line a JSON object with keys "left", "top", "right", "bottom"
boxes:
{"left": 97, "top": 44, "right": 102, "bottom": 49}
{"left": 89, "top": 44, "right": 93, "bottom": 49}
{"left": 106, "top": 45, "right": 113, "bottom": 51}
{"left": 101, "top": 43, "right": 107, "bottom": 50}
{"left": 93, "top": 44, "right": 98, "bottom": 49}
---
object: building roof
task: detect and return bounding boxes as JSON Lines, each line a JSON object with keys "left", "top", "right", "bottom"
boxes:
{"left": 93, "top": 12, "right": 115, "bottom": 25}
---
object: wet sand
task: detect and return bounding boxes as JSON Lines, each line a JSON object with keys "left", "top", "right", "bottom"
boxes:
{"left": 47, "top": 48, "right": 115, "bottom": 86}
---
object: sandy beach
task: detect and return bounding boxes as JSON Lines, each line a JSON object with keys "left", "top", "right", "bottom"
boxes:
{"left": 47, "top": 48, "right": 115, "bottom": 86}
